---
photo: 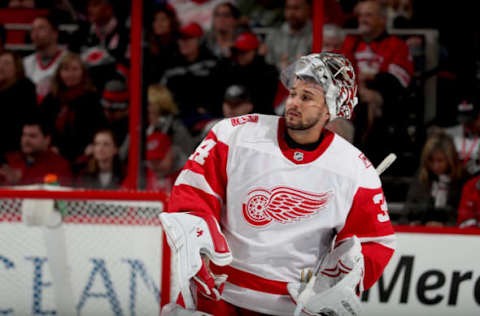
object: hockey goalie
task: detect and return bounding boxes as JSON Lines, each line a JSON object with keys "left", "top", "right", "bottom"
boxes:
{"left": 160, "top": 52, "right": 396, "bottom": 316}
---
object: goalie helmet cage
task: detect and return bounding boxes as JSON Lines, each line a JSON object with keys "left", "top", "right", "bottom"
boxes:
{"left": 0, "top": 188, "right": 172, "bottom": 316}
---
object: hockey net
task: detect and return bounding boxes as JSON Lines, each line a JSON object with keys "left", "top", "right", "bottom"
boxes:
{"left": 0, "top": 186, "right": 171, "bottom": 316}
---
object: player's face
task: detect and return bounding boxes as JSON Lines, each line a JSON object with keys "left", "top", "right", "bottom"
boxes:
{"left": 285, "top": 78, "right": 330, "bottom": 131}
{"left": 428, "top": 150, "right": 449, "bottom": 176}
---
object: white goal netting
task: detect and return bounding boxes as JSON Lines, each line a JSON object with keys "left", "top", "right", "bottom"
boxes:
{"left": 0, "top": 187, "right": 168, "bottom": 316}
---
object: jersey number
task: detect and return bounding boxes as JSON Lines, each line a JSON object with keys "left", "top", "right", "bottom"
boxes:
{"left": 189, "top": 139, "right": 217, "bottom": 165}
{"left": 373, "top": 193, "right": 390, "bottom": 223}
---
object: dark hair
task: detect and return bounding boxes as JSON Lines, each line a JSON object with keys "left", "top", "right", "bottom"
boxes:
{"left": 214, "top": 2, "right": 240, "bottom": 19}
{"left": 0, "top": 50, "right": 26, "bottom": 82}
{"left": 35, "top": 12, "right": 61, "bottom": 32}
{"left": 23, "top": 116, "right": 51, "bottom": 137}
{"left": 93, "top": 128, "right": 119, "bottom": 148}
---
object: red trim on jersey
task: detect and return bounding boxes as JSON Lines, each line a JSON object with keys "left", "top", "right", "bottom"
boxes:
{"left": 169, "top": 130, "right": 228, "bottom": 221}
{"left": 168, "top": 184, "right": 222, "bottom": 219}
{"left": 277, "top": 118, "right": 335, "bottom": 164}
{"left": 210, "top": 264, "right": 289, "bottom": 295}
{"left": 337, "top": 186, "right": 395, "bottom": 290}
{"left": 35, "top": 49, "right": 64, "bottom": 71}
{"left": 189, "top": 211, "right": 230, "bottom": 254}
{"left": 361, "top": 242, "right": 395, "bottom": 290}
{"left": 337, "top": 187, "right": 395, "bottom": 241}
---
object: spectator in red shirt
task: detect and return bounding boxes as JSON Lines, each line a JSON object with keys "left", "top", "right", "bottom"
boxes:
{"left": 457, "top": 175, "right": 480, "bottom": 228}
{"left": 145, "top": 132, "right": 180, "bottom": 195}
{"left": 0, "top": 119, "right": 72, "bottom": 186}
{"left": 342, "top": 0, "right": 414, "bottom": 167}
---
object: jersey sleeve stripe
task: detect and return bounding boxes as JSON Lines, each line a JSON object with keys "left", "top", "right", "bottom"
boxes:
{"left": 168, "top": 184, "right": 223, "bottom": 220}
{"left": 174, "top": 169, "right": 223, "bottom": 204}
{"left": 357, "top": 235, "right": 396, "bottom": 250}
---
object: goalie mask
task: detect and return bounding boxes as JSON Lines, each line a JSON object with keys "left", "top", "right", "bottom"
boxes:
{"left": 281, "top": 52, "right": 358, "bottom": 120}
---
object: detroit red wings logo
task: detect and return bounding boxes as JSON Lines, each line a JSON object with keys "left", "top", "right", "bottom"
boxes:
{"left": 242, "top": 187, "right": 332, "bottom": 227}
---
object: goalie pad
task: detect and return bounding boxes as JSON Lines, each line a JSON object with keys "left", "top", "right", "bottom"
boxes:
{"left": 159, "top": 212, "right": 233, "bottom": 307}
{"left": 288, "top": 236, "right": 364, "bottom": 316}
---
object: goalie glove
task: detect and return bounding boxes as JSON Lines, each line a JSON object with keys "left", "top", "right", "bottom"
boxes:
{"left": 159, "top": 212, "right": 233, "bottom": 308}
{"left": 288, "top": 236, "right": 364, "bottom": 316}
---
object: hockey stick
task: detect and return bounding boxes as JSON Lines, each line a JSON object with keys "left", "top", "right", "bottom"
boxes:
{"left": 375, "top": 153, "right": 397, "bottom": 176}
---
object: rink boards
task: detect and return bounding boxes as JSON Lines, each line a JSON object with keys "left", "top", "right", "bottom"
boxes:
{"left": 1, "top": 222, "right": 479, "bottom": 316}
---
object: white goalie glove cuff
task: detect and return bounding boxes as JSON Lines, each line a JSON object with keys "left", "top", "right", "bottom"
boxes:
{"left": 159, "top": 212, "right": 233, "bottom": 307}
{"left": 288, "top": 236, "right": 364, "bottom": 316}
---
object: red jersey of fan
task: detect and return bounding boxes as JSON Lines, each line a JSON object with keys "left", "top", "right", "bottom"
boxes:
{"left": 342, "top": 32, "right": 414, "bottom": 88}
{"left": 1, "top": 149, "right": 72, "bottom": 186}
{"left": 169, "top": 114, "right": 396, "bottom": 315}
{"left": 457, "top": 175, "right": 480, "bottom": 227}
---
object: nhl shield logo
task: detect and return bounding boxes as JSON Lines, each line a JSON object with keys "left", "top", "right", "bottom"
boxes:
{"left": 293, "top": 151, "right": 304, "bottom": 161}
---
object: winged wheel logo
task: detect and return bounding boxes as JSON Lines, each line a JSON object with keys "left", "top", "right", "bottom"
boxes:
{"left": 242, "top": 187, "right": 331, "bottom": 227}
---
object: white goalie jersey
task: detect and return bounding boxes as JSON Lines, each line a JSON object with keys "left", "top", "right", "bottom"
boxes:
{"left": 169, "top": 114, "right": 396, "bottom": 315}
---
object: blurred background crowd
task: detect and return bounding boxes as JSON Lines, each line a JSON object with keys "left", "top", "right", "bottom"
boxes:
{"left": 0, "top": 0, "right": 479, "bottom": 228}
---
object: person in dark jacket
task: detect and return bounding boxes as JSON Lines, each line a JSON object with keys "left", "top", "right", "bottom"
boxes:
{"left": 215, "top": 31, "right": 278, "bottom": 115}
{"left": 402, "top": 132, "right": 468, "bottom": 226}
{"left": 160, "top": 22, "right": 222, "bottom": 129}
{"left": 0, "top": 50, "right": 37, "bottom": 161}
{"left": 76, "top": 128, "right": 125, "bottom": 189}
{"left": 40, "top": 53, "right": 107, "bottom": 165}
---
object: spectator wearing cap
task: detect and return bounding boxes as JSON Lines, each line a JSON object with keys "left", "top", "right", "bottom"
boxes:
{"left": 215, "top": 31, "right": 278, "bottom": 114}
{"left": 194, "top": 84, "right": 256, "bottom": 144}
{"left": 0, "top": 118, "right": 72, "bottom": 186}
{"left": 23, "top": 13, "right": 69, "bottom": 103}
{"left": 222, "top": 84, "right": 254, "bottom": 118}
{"left": 76, "top": 128, "right": 125, "bottom": 189}
{"left": 40, "top": 53, "right": 107, "bottom": 165}
{"left": 160, "top": 22, "right": 222, "bottom": 130}
{"left": 101, "top": 79, "right": 130, "bottom": 160}
{"left": 264, "top": 0, "right": 312, "bottom": 71}
{"left": 147, "top": 84, "right": 195, "bottom": 164}
{"left": 445, "top": 99, "right": 480, "bottom": 176}
{"left": 144, "top": 132, "right": 182, "bottom": 195}
{"left": 79, "top": 0, "right": 129, "bottom": 64}
{"left": 145, "top": 4, "right": 181, "bottom": 84}
{"left": 0, "top": 50, "right": 37, "bottom": 160}
{"left": 205, "top": 2, "right": 243, "bottom": 59}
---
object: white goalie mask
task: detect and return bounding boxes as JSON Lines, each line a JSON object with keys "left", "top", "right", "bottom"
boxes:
{"left": 281, "top": 52, "right": 358, "bottom": 120}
